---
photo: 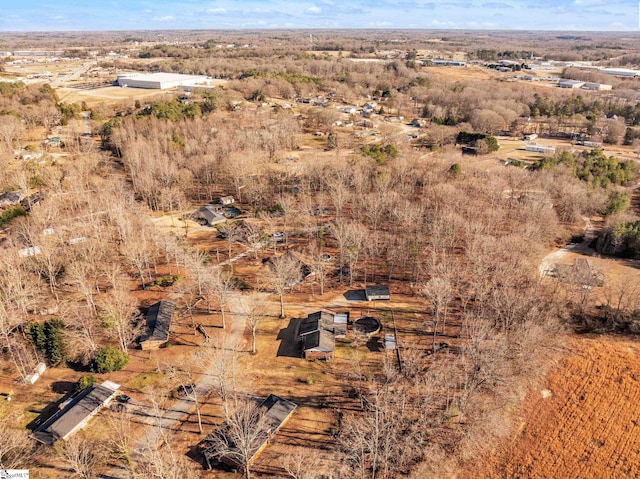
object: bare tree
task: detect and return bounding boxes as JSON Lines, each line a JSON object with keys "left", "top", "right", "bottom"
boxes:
{"left": 308, "top": 241, "right": 329, "bottom": 295}
{"left": 265, "top": 253, "right": 301, "bottom": 318}
{"left": 207, "top": 268, "right": 234, "bottom": 328}
{"left": 0, "top": 115, "right": 24, "bottom": 151}
{"left": 104, "top": 408, "right": 136, "bottom": 477}
{"left": 206, "top": 336, "right": 242, "bottom": 416}
{"left": 167, "top": 352, "right": 206, "bottom": 434}
{"left": 238, "top": 292, "right": 268, "bottom": 354}
{"left": 57, "top": 433, "right": 107, "bottom": 479}
{"left": 205, "top": 399, "right": 272, "bottom": 479}
{"left": 282, "top": 448, "right": 323, "bottom": 479}
{"left": 136, "top": 426, "right": 192, "bottom": 479}
{"left": 420, "top": 275, "right": 453, "bottom": 351}
{"left": 0, "top": 422, "right": 34, "bottom": 470}
{"left": 100, "top": 277, "right": 142, "bottom": 353}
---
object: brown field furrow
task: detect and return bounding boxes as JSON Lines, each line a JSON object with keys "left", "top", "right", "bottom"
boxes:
{"left": 473, "top": 336, "right": 640, "bottom": 479}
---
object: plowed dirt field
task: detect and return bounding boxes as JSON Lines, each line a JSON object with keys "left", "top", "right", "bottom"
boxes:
{"left": 472, "top": 336, "right": 640, "bottom": 479}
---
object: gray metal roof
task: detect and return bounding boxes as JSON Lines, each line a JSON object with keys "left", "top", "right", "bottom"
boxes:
{"left": 302, "top": 329, "right": 335, "bottom": 352}
{"left": 32, "top": 382, "right": 119, "bottom": 445}
{"left": 196, "top": 205, "right": 227, "bottom": 226}
{"left": 142, "top": 301, "right": 174, "bottom": 343}
{"left": 202, "top": 394, "right": 296, "bottom": 469}
{"left": 365, "top": 284, "right": 390, "bottom": 299}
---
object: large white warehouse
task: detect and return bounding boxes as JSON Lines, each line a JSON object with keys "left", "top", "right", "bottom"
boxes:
{"left": 601, "top": 68, "right": 640, "bottom": 77}
{"left": 116, "top": 72, "right": 209, "bottom": 89}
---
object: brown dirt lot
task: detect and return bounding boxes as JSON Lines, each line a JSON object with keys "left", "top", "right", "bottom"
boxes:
{"left": 470, "top": 335, "right": 640, "bottom": 479}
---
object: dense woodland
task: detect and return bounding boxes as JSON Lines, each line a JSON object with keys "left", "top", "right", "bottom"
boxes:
{"left": 0, "top": 30, "right": 639, "bottom": 478}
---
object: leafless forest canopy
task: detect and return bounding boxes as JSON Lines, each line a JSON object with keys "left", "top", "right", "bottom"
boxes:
{"left": 0, "top": 30, "right": 638, "bottom": 478}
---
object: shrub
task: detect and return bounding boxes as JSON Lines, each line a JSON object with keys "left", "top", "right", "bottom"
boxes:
{"left": 76, "top": 374, "right": 97, "bottom": 392}
{"left": 0, "top": 206, "right": 27, "bottom": 228}
{"left": 92, "top": 346, "right": 129, "bottom": 373}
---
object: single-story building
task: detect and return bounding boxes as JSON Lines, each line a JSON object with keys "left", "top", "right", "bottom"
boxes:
{"left": 116, "top": 72, "right": 210, "bottom": 89}
{"left": 201, "top": 394, "right": 296, "bottom": 471}
{"left": 18, "top": 246, "right": 41, "bottom": 258}
{"left": 195, "top": 205, "right": 227, "bottom": 227}
{"left": 582, "top": 82, "right": 612, "bottom": 91}
{"left": 140, "top": 301, "right": 174, "bottom": 350}
{"left": 32, "top": 380, "right": 120, "bottom": 445}
{"left": 365, "top": 284, "right": 391, "bottom": 301}
{"left": 525, "top": 143, "right": 555, "bottom": 154}
{"left": 297, "top": 311, "right": 349, "bottom": 360}
{"left": 298, "top": 311, "right": 335, "bottom": 360}
{"left": 219, "top": 195, "right": 235, "bottom": 205}
{"left": 557, "top": 79, "right": 585, "bottom": 89}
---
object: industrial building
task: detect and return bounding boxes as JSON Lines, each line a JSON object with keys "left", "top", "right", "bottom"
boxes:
{"left": 601, "top": 68, "right": 640, "bottom": 77}
{"left": 557, "top": 79, "right": 585, "bottom": 89}
{"left": 116, "top": 72, "right": 210, "bottom": 89}
{"left": 582, "top": 82, "right": 612, "bottom": 91}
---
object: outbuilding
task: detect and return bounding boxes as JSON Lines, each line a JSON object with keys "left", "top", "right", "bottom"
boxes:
{"left": 365, "top": 284, "right": 391, "bottom": 301}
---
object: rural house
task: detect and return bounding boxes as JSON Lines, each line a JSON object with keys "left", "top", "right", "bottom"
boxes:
{"left": 297, "top": 311, "right": 349, "bottom": 360}
{"left": 195, "top": 205, "right": 227, "bottom": 227}
{"left": 201, "top": 394, "right": 297, "bottom": 471}
{"left": 140, "top": 300, "right": 174, "bottom": 350}
{"left": 32, "top": 380, "right": 120, "bottom": 445}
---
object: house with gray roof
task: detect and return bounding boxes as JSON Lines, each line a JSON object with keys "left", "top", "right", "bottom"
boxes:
{"left": 140, "top": 300, "right": 174, "bottom": 350}
{"left": 195, "top": 205, "right": 227, "bottom": 227}
{"left": 32, "top": 380, "right": 120, "bottom": 445}
{"left": 297, "top": 311, "right": 349, "bottom": 360}
{"left": 201, "top": 394, "right": 296, "bottom": 471}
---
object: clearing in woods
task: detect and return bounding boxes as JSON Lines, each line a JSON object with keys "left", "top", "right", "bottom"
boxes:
{"left": 472, "top": 336, "right": 640, "bottom": 479}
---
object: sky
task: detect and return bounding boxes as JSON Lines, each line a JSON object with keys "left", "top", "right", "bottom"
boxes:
{"left": 0, "top": 0, "right": 638, "bottom": 32}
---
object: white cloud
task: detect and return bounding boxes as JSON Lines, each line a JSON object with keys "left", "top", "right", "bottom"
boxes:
{"left": 153, "top": 15, "right": 175, "bottom": 21}
{"left": 206, "top": 7, "right": 226, "bottom": 14}
{"left": 306, "top": 6, "right": 322, "bottom": 14}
